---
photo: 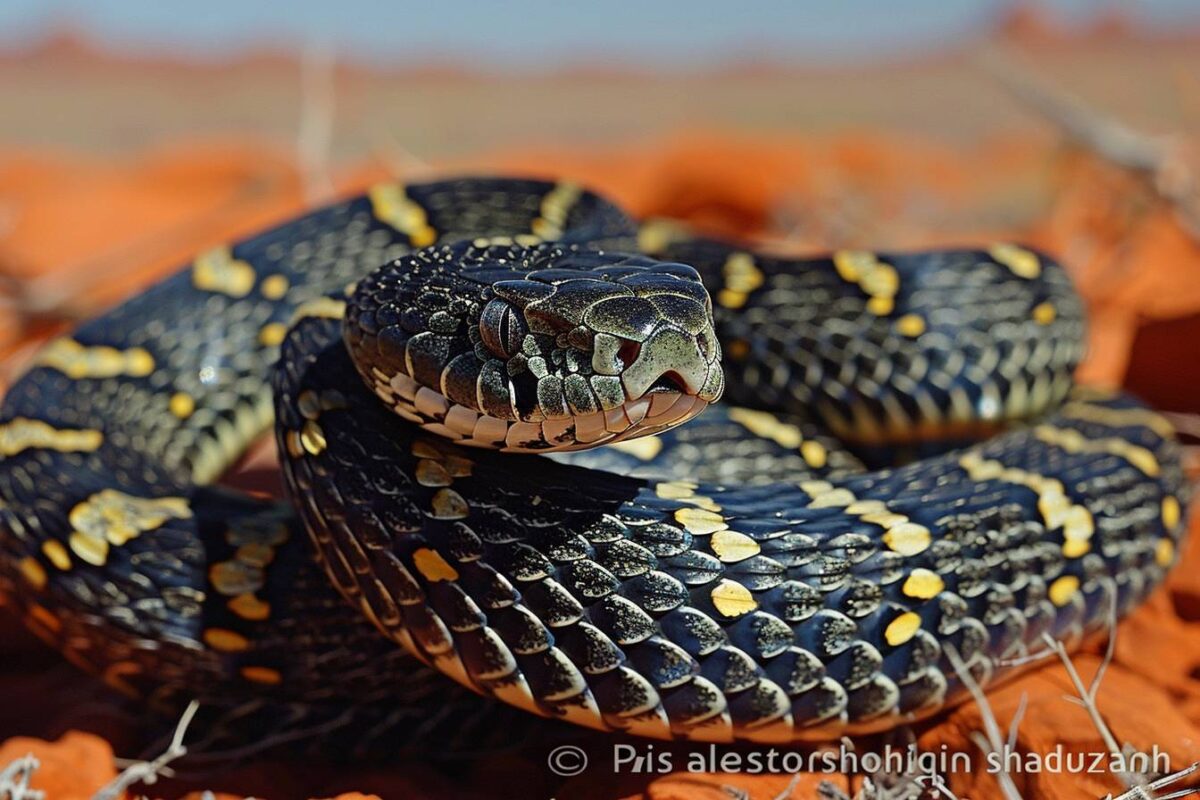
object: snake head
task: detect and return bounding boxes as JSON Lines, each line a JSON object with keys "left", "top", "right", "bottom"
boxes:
{"left": 344, "top": 243, "right": 724, "bottom": 452}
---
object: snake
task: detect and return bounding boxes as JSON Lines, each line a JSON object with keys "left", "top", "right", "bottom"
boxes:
{"left": 0, "top": 177, "right": 1189, "bottom": 748}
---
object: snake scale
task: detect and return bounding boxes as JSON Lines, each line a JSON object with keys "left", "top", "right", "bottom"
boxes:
{"left": 0, "top": 178, "right": 1189, "bottom": 748}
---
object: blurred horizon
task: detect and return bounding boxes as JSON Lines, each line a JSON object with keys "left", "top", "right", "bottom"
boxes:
{"left": 2, "top": 1, "right": 1199, "bottom": 163}
{"left": 3, "top": 0, "right": 1200, "bottom": 69}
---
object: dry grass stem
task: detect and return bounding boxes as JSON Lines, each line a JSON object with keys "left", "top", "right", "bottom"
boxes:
{"left": 92, "top": 700, "right": 199, "bottom": 800}
{"left": 0, "top": 755, "right": 43, "bottom": 800}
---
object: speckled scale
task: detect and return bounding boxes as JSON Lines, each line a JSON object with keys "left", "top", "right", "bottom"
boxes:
{"left": 658, "top": 606, "right": 728, "bottom": 657}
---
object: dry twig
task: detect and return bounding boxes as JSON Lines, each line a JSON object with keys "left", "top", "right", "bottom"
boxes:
{"left": 297, "top": 38, "right": 337, "bottom": 205}
{"left": 92, "top": 700, "right": 199, "bottom": 800}
{"left": 0, "top": 755, "right": 43, "bottom": 800}
{"left": 977, "top": 49, "right": 1199, "bottom": 236}
{"left": 944, "top": 644, "right": 1025, "bottom": 800}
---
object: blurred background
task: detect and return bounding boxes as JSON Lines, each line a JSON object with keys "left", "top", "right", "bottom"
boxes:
{"left": 3, "top": 2, "right": 1200, "bottom": 798}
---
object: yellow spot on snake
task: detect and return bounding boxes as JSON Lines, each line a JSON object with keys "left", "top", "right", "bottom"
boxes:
{"left": 236, "top": 542, "right": 274, "bottom": 568}
{"left": 989, "top": 243, "right": 1041, "bottom": 279}
{"left": 725, "top": 339, "right": 749, "bottom": 360}
{"left": 902, "top": 569, "right": 944, "bottom": 599}
{"left": 127, "top": 349, "right": 154, "bottom": 375}
{"left": 193, "top": 246, "right": 256, "bottom": 297}
{"left": 300, "top": 421, "right": 327, "bottom": 455}
{"left": 807, "top": 488, "right": 856, "bottom": 509}
{"left": 800, "top": 440, "right": 828, "bottom": 469}
{"left": 883, "top": 523, "right": 932, "bottom": 556}
{"left": 710, "top": 579, "right": 757, "bottom": 617}
{"left": 35, "top": 339, "right": 155, "bottom": 379}
{"left": 710, "top": 530, "right": 761, "bottom": 563}
{"left": 284, "top": 430, "right": 305, "bottom": 459}
{"left": 413, "top": 547, "right": 459, "bottom": 582}
{"left": 834, "top": 251, "right": 900, "bottom": 316}
{"left": 717, "top": 252, "right": 764, "bottom": 309}
{"left": 42, "top": 540, "right": 71, "bottom": 570}
{"left": 895, "top": 314, "right": 926, "bottom": 337}
{"left": 430, "top": 488, "right": 469, "bottom": 520}
{"left": 1060, "top": 507, "right": 1095, "bottom": 556}
{"left": 867, "top": 296, "right": 894, "bottom": 315}
{"left": 655, "top": 482, "right": 720, "bottom": 512}
{"left": 1059, "top": 401, "right": 1175, "bottom": 438}
{"left": 532, "top": 182, "right": 583, "bottom": 240}
{"left": 960, "top": 450, "right": 1096, "bottom": 553}
{"left": 1049, "top": 575, "right": 1080, "bottom": 606}
{"left": 878, "top": 520, "right": 931, "bottom": 556}
{"left": 674, "top": 507, "right": 728, "bottom": 535}
{"left": 728, "top": 407, "right": 803, "bottom": 449}
{"left": 1032, "top": 302, "right": 1057, "bottom": 325}
{"left": 1034, "top": 425, "right": 1159, "bottom": 477}
{"left": 796, "top": 480, "right": 914, "bottom": 539}
{"left": 688, "top": 496, "right": 722, "bottom": 512}
{"left": 1163, "top": 496, "right": 1181, "bottom": 530}
{"left": 885, "top": 612, "right": 921, "bottom": 645}
{"left": 240, "top": 666, "right": 282, "bottom": 685}
{"left": 210, "top": 560, "right": 264, "bottom": 596}
{"left": 716, "top": 289, "right": 746, "bottom": 309}
{"left": 228, "top": 593, "right": 271, "bottom": 621}
{"left": 370, "top": 182, "right": 438, "bottom": 247}
{"left": 168, "top": 392, "right": 195, "bottom": 419}
{"left": 636, "top": 219, "right": 691, "bottom": 255}
{"left": 847, "top": 500, "right": 887, "bottom": 515}
{"left": 656, "top": 481, "right": 698, "bottom": 500}
{"left": 18, "top": 557, "right": 46, "bottom": 590}
{"left": 260, "top": 273, "right": 290, "bottom": 300}
{"left": 259, "top": 323, "right": 288, "bottom": 347}
{"left": 66, "top": 491, "right": 192, "bottom": 566}
{"left": 204, "top": 628, "right": 250, "bottom": 652}
{"left": 290, "top": 297, "right": 346, "bottom": 323}
{"left": 1156, "top": 539, "right": 1176, "bottom": 567}
{"left": 0, "top": 418, "right": 103, "bottom": 456}
{"left": 864, "top": 511, "right": 908, "bottom": 528}
{"left": 609, "top": 436, "right": 663, "bottom": 461}
{"left": 1062, "top": 538, "right": 1091, "bottom": 559}
{"left": 69, "top": 531, "right": 108, "bottom": 566}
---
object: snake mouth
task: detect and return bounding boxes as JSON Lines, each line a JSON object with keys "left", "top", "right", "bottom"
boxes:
{"left": 647, "top": 372, "right": 689, "bottom": 395}
{"left": 529, "top": 391, "right": 707, "bottom": 453}
{"left": 369, "top": 371, "right": 707, "bottom": 454}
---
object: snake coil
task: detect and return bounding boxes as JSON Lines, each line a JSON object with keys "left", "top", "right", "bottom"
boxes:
{"left": 0, "top": 178, "right": 1188, "bottom": 747}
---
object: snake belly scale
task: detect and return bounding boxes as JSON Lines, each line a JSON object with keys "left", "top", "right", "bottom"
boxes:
{"left": 0, "top": 177, "right": 1189, "bottom": 746}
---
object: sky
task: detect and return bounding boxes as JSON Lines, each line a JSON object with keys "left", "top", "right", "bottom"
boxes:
{"left": 2, "top": 0, "right": 1199, "bottom": 68}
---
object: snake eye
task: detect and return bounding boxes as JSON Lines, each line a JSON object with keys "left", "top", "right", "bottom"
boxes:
{"left": 479, "top": 299, "right": 527, "bottom": 359}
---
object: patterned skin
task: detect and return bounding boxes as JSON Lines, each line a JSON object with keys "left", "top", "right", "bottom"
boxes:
{"left": 0, "top": 177, "right": 1189, "bottom": 749}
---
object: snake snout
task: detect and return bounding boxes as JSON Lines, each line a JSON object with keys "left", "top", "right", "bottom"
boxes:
{"left": 619, "top": 324, "right": 724, "bottom": 404}
{"left": 584, "top": 281, "right": 723, "bottom": 409}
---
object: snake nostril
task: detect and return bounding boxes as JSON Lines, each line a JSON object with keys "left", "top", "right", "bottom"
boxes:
{"left": 616, "top": 339, "right": 642, "bottom": 370}
{"left": 649, "top": 371, "right": 689, "bottom": 394}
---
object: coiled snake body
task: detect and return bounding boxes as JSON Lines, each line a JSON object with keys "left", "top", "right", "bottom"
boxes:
{"left": 0, "top": 178, "right": 1188, "bottom": 746}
